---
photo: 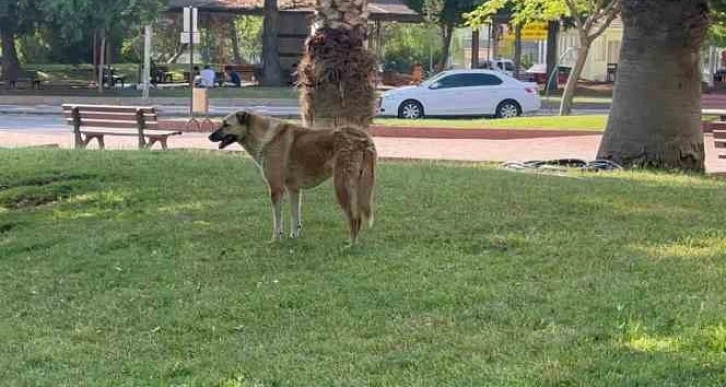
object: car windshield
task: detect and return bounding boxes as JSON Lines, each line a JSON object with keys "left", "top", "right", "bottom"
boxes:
{"left": 421, "top": 71, "right": 450, "bottom": 86}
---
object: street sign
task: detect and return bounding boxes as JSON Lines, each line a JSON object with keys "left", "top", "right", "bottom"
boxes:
{"left": 183, "top": 7, "right": 198, "bottom": 33}
{"left": 503, "top": 22, "right": 548, "bottom": 42}
{"left": 180, "top": 32, "right": 201, "bottom": 44}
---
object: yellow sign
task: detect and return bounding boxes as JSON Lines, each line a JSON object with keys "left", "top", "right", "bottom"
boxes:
{"left": 503, "top": 22, "right": 548, "bottom": 42}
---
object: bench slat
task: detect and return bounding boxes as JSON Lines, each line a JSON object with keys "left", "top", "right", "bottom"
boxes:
{"left": 712, "top": 130, "right": 726, "bottom": 139}
{"left": 66, "top": 118, "right": 159, "bottom": 129}
{"left": 80, "top": 128, "right": 181, "bottom": 136}
{"left": 62, "top": 111, "right": 157, "bottom": 121}
{"left": 62, "top": 104, "right": 156, "bottom": 113}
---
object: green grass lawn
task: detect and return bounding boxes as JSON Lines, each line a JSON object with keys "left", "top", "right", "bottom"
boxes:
{"left": 3, "top": 149, "right": 726, "bottom": 385}
{"left": 375, "top": 115, "right": 608, "bottom": 131}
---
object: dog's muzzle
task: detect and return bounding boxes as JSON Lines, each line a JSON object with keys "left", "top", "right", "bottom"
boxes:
{"left": 209, "top": 129, "right": 238, "bottom": 149}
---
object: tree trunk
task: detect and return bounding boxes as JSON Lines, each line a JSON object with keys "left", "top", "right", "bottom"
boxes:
{"left": 597, "top": 0, "right": 709, "bottom": 171}
{"left": 0, "top": 29, "right": 20, "bottom": 87}
{"left": 98, "top": 30, "right": 106, "bottom": 94}
{"left": 230, "top": 18, "right": 242, "bottom": 64}
{"left": 513, "top": 24, "right": 522, "bottom": 79}
{"left": 470, "top": 28, "right": 479, "bottom": 69}
{"left": 492, "top": 22, "right": 499, "bottom": 58}
{"left": 559, "top": 44, "right": 589, "bottom": 115}
{"left": 438, "top": 23, "right": 454, "bottom": 71}
{"left": 545, "top": 21, "right": 559, "bottom": 93}
{"left": 297, "top": 0, "right": 377, "bottom": 130}
{"left": 261, "top": 0, "right": 283, "bottom": 86}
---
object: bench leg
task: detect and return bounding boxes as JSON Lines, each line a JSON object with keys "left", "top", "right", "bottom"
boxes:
{"left": 74, "top": 133, "right": 84, "bottom": 149}
{"left": 96, "top": 135, "right": 105, "bottom": 150}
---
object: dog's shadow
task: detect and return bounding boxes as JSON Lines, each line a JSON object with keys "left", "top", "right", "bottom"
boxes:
{"left": 264, "top": 237, "right": 370, "bottom": 258}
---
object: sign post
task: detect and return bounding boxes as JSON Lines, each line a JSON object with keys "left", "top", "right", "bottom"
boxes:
{"left": 182, "top": 6, "right": 199, "bottom": 118}
{"left": 142, "top": 25, "right": 152, "bottom": 100}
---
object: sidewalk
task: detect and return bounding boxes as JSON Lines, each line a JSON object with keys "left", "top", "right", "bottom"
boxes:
{"left": 2, "top": 128, "right": 724, "bottom": 174}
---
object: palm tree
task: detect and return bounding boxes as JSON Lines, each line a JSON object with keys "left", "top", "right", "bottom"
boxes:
{"left": 297, "top": 0, "right": 377, "bottom": 129}
{"left": 597, "top": 0, "right": 709, "bottom": 171}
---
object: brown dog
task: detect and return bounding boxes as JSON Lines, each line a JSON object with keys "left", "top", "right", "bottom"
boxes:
{"left": 209, "top": 111, "right": 377, "bottom": 244}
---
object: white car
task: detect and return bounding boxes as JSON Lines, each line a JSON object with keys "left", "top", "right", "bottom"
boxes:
{"left": 377, "top": 69, "right": 541, "bottom": 119}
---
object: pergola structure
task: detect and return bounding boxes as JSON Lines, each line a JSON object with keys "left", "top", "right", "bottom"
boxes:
{"left": 166, "top": 0, "right": 420, "bottom": 71}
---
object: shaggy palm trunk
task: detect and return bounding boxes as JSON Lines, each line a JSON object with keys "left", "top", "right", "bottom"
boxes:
{"left": 298, "top": 0, "right": 377, "bottom": 129}
{"left": 261, "top": 0, "right": 283, "bottom": 86}
{"left": 597, "top": 0, "right": 709, "bottom": 171}
{"left": 559, "top": 44, "right": 589, "bottom": 115}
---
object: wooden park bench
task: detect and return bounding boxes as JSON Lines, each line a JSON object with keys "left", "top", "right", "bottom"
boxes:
{"left": 5, "top": 70, "right": 42, "bottom": 90}
{"left": 61, "top": 104, "right": 182, "bottom": 150}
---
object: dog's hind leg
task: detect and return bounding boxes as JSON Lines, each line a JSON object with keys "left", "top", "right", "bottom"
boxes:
{"left": 334, "top": 165, "right": 360, "bottom": 245}
{"left": 289, "top": 188, "right": 303, "bottom": 238}
{"left": 269, "top": 187, "right": 284, "bottom": 241}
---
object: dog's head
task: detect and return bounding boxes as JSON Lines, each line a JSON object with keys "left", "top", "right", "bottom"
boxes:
{"left": 209, "top": 111, "right": 251, "bottom": 149}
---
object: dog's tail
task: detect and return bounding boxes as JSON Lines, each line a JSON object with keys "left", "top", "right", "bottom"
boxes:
{"left": 334, "top": 128, "right": 377, "bottom": 242}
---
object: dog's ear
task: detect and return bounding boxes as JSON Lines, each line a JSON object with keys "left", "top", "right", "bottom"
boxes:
{"left": 236, "top": 111, "right": 249, "bottom": 125}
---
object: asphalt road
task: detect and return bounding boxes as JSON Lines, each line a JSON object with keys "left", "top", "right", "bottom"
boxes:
{"left": 0, "top": 115, "right": 66, "bottom": 131}
{"left": 0, "top": 108, "right": 612, "bottom": 133}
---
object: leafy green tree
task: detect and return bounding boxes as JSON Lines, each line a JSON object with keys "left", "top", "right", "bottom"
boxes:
{"left": 39, "top": 0, "right": 165, "bottom": 90}
{"left": 380, "top": 23, "right": 442, "bottom": 73}
{"left": 467, "top": 0, "right": 620, "bottom": 115}
{"left": 0, "top": 0, "right": 41, "bottom": 82}
{"left": 405, "top": 0, "right": 484, "bottom": 70}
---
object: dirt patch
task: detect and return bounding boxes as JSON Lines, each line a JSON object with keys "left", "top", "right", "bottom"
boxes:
{"left": 0, "top": 223, "right": 16, "bottom": 234}
{"left": 0, "top": 173, "right": 96, "bottom": 210}
{"left": 0, "top": 173, "right": 96, "bottom": 191}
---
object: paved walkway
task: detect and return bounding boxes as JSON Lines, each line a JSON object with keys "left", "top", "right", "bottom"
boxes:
{"left": 1, "top": 128, "right": 724, "bottom": 174}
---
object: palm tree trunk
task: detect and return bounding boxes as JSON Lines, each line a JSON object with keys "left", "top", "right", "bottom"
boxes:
{"left": 597, "top": 0, "right": 709, "bottom": 171}
{"left": 559, "top": 44, "right": 589, "bottom": 115}
{"left": 298, "top": 0, "right": 377, "bottom": 129}
{"left": 261, "top": 0, "right": 283, "bottom": 86}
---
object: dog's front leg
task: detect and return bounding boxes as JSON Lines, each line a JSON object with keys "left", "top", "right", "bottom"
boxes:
{"left": 289, "top": 189, "right": 302, "bottom": 238}
{"left": 270, "top": 188, "right": 284, "bottom": 241}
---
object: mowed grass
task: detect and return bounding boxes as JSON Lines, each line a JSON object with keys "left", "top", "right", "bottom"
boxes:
{"left": 374, "top": 114, "right": 607, "bottom": 131}
{"left": 2, "top": 149, "right": 726, "bottom": 386}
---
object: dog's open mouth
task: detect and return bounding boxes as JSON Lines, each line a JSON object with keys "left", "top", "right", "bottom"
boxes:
{"left": 218, "top": 135, "right": 237, "bottom": 149}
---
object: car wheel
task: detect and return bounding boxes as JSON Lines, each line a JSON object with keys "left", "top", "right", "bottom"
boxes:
{"left": 496, "top": 100, "right": 521, "bottom": 119}
{"left": 398, "top": 100, "right": 424, "bottom": 119}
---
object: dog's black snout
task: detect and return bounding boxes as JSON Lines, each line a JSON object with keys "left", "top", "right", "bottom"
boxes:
{"left": 209, "top": 129, "right": 224, "bottom": 142}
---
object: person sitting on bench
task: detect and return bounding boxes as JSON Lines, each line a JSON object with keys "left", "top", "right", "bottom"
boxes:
{"left": 225, "top": 65, "right": 242, "bottom": 87}
{"left": 199, "top": 65, "right": 216, "bottom": 88}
